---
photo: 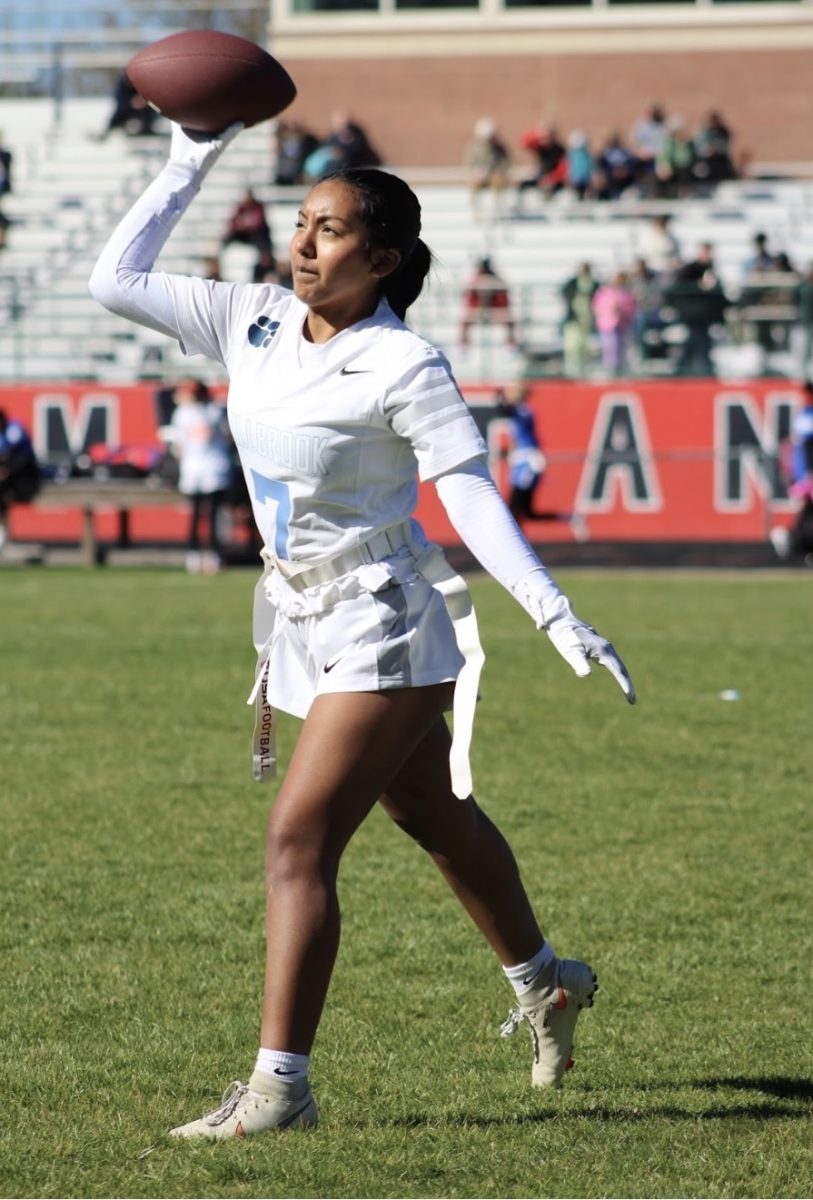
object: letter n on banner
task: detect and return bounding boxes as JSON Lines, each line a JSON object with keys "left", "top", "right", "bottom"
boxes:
{"left": 577, "top": 392, "right": 662, "bottom": 513}
{"left": 715, "top": 391, "right": 796, "bottom": 512}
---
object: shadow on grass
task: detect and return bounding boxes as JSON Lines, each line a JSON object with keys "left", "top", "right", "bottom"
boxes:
{"left": 390, "top": 1076, "right": 813, "bottom": 1128}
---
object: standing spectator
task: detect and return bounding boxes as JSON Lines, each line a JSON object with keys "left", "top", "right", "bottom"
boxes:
{"left": 463, "top": 118, "right": 512, "bottom": 220}
{"left": 636, "top": 214, "right": 681, "bottom": 277}
{"left": 592, "top": 271, "right": 638, "bottom": 376}
{"left": 595, "top": 132, "right": 638, "bottom": 200}
{"left": 221, "top": 188, "right": 274, "bottom": 261}
{"left": 560, "top": 261, "right": 599, "bottom": 377}
{"left": 629, "top": 102, "right": 669, "bottom": 191}
{"left": 272, "top": 120, "right": 319, "bottom": 186}
{"left": 628, "top": 257, "right": 667, "bottom": 367}
{"left": 566, "top": 131, "right": 594, "bottom": 201}
{"left": 797, "top": 264, "right": 813, "bottom": 375}
{"left": 770, "top": 379, "right": 813, "bottom": 563}
{"left": 693, "top": 110, "right": 737, "bottom": 186}
{"left": 740, "top": 233, "right": 786, "bottom": 372}
{"left": 0, "top": 408, "right": 41, "bottom": 552}
{"left": 167, "top": 380, "right": 234, "bottom": 573}
{"left": 496, "top": 384, "right": 590, "bottom": 541}
{"left": 663, "top": 244, "right": 728, "bottom": 377}
{"left": 460, "top": 257, "right": 518, "bottom": 349}
{"left": 515, "top": 123, "right": 567, "bottom": 210}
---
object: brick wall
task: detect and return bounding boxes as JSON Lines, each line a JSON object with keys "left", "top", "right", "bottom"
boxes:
{"left": 280, "top": 46, "right": 813, "bottom": 168}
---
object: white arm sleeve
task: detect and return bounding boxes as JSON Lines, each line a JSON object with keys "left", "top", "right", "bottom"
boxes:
{"left": 88, "top": 161, "right": 202, "bottom": 339}
{"left": 436, "top": 456, "right": 637, "bottom": 703}
{"left": 434, "top": 455, "right": 564, "bottom": 625}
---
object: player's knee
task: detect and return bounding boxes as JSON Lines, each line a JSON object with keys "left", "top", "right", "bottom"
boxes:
{"left": 265, "top": 813, "right": 334, "bottom": 887}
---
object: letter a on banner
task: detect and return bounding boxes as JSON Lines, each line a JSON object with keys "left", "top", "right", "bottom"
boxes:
{"left": 577, "top": 392, "right": 662, "bottom": 512}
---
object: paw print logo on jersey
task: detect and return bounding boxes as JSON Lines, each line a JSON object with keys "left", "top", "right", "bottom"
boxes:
{"left": 248, "top": 315, "right": 281, "bottom": 348}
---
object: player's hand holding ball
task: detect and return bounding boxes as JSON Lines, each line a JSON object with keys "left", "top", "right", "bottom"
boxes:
{"left": 168, "top": 121, "right": 244, "bottom": 175}
{"left": 126, "top": 29, "right": 296, "bottom": 176}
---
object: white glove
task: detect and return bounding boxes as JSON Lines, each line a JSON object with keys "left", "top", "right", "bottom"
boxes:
{"left": 168, "top": 121, "right": 244, "bottom": 175}
{"left": 515, "top": 570, "right": 636, "bottom": 704}
{"left": 543, "top": 594, "right": 636, "bottom": 704}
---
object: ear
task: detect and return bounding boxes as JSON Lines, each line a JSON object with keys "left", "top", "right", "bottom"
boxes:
{"left": 368, "top": 248, "right": 401, "bottom": 280}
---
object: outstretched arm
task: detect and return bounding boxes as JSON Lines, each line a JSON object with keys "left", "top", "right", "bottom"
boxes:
{"left": 435, "top": 456, "right": 636, "bottom": 703}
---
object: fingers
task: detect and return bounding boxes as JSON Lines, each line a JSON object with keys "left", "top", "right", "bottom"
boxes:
{"left": 594, "top": 645, "right": 637, "bottom": 704}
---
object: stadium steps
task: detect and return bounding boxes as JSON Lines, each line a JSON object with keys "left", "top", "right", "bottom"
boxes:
{"left": 0, "top": 98, "right": 812, "bottom": 381}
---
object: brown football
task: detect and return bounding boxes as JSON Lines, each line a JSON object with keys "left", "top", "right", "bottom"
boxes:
{"left": 126, "top": 30, "right": 297, "bottom": 132}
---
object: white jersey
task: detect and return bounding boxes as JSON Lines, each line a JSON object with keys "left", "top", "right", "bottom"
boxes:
{"left": 170, "top": 400, "right": 233, "bottom": 496}
{"left": 172, "top": 280, "right": 486, "bottom": 562}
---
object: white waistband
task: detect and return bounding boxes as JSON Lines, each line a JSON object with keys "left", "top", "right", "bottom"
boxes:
{"left": 261, "top": 522, "right": 414, "bottom": 591}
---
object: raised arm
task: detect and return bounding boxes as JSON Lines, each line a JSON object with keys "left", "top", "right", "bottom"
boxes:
{"left": 88, "top": 124, "right": 242, "bottom": 338}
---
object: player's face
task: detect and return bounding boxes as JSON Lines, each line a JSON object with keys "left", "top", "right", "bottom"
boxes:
{"left": 290, "top": 180, "right": 393, "bottom": 325}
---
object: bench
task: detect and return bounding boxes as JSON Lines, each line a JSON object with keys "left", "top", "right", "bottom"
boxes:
{"left": 34, "top": 478, "right": 182, "bottom": 565}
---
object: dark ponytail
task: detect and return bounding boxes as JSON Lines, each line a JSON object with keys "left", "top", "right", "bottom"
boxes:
{"left": 326, "top": 166, "right": 433, "bottom": 319}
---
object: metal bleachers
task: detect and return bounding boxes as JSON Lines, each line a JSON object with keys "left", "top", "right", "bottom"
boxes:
{"left": 0, "top": 96, "right": 811, "bottom": 383}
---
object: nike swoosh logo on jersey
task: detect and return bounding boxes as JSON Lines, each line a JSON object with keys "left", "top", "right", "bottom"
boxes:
{"left": 340, "top": 366, "right": 372, "bottom": 374}
{"left": 323, "top": 659, "right": 340, "bottom": 673}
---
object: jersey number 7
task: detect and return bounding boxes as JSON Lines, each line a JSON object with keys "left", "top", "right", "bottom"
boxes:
{"left": 251, "top": 469, "right": 291, "bottom": 558}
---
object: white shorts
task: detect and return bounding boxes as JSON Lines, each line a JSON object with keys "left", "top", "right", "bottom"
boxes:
{"left": 249, "top": 522, "right": 484, "bottom": 799}
{"left": 254, "top": 543, "right": 464, "bottom": 719}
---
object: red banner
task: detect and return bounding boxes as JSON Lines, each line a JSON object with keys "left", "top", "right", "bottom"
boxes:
{"left": 2, "top": 379, "right": 803, "bottom": 545}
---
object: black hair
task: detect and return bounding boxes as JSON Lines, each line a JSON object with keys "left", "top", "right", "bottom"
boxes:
{"left": 324, "top": 166, "right": 432, "bottom": 320}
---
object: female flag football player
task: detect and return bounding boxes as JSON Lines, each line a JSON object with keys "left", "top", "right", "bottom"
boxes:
{"left": 89, "top": 122, "right": 636, "bottom": 1140}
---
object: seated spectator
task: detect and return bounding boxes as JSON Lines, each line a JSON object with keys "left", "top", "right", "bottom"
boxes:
{"left": 326, "top": 110, "right": 382, "bottom": 170}
{"left": 654, "top": 117, "right": 697, "bottom": 198}
{"left": 96, "top": 72, "right": 157, "bottom": 140}
{"left": 595, "top": 132, "right": 638, "bottom": 200}
{"left": 560, "top": 261, "right": 599, "bottom": 377}
{"left": 742, "top": 231, "right": 775, "bottom": 277}
{"left": 460, "top": 257, "right": 518, "bottom": 348}
{"left": 0, "top": 408, "right": 41, "bottom": 552}
{"left": 629, "top": 101, "right": 669, "bottom": 190}
{"left": 566, "top": 130, "right": 594, "bottom": 201}
{"left": 272, "top": 119, "right": 319, "bottom": 186}
{"left": 253, "top": 252, "right": 293, "bottom": 289}
{"left": 663, "top": 243, "right": 729, "bottom": 378}
{"left": 515, "top": 123, "right": 567, "bottom": 209}
{"left": 463, "top": 117, "right": 512, "bottom": 219}
{"left": 693, "top": 109, "right": 737, "bottom": 186}
{"left": 0, "top": 132, "right": 12, "bottom": 197}
{"left": 301, "top": 111, "right": 382, "bottom": 183}
{"left": 221, "top": 188, "right": 273, "bottom": 259}
{"left": 592, "top": 271, "right": 638, "bottom": 376}
{"left": 636, "top": 214, "right": 681, "bottom": 277}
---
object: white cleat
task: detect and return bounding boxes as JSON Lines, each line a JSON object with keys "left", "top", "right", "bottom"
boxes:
{"left": 169, "top": 1076, "right": 318, "bottom": 1140}
{"left": 501, "top": 958, "right": 597, "bottom": 1088}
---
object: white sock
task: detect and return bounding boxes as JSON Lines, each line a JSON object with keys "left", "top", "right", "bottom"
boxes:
{"left": 503, "top": 942, "right": 555, "bottom": 997}
{"left": 251, "top": 1047, "right": 309, "bottom": 1087}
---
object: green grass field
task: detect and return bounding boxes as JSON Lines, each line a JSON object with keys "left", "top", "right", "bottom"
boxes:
{"left": 1, "top": 565, "right": 811, "bottom": 1200}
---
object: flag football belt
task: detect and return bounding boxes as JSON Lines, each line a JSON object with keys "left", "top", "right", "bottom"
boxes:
{"left": 248, "top": 523, "right": 484, "bottom": 800}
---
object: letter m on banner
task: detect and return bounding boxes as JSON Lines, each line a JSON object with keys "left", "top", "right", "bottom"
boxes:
{"left": 32, "top": 392, "right": 119, "bottom": 469}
